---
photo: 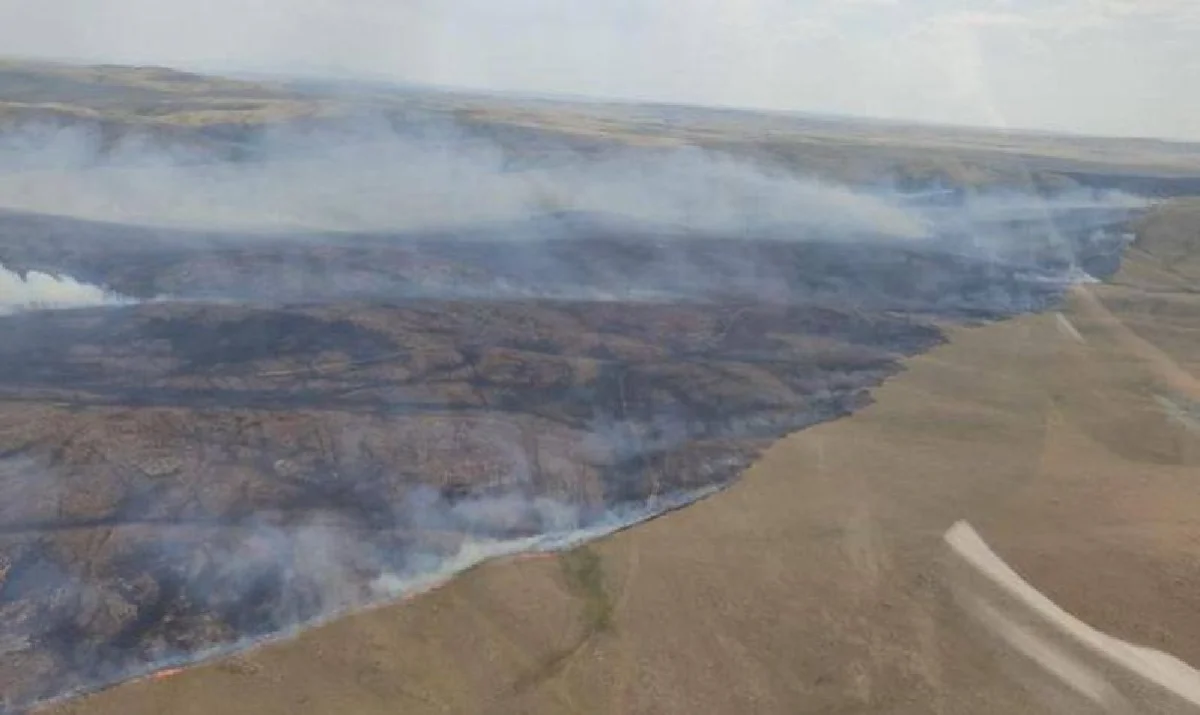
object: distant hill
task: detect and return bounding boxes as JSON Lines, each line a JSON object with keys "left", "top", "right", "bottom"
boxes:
{"left": 3, "top": 58, "right": 1200, "bottom": 196}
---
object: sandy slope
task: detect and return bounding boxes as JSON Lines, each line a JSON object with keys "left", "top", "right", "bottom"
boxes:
{"left": 46, "top": 222, "right": 1200, "bottom": 713}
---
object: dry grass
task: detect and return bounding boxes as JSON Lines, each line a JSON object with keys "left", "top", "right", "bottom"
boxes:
{"left": 4, "top": 58, "right": 1200, "bottom": 192}
{"left": 0, "top": 58, "right": 340, "bottom": 129}
{"left": 1119, "top": 198, "right": 1200, "bottom": 290}
{"left": 448, "top": 96, "right": 1200, "bottom": 185}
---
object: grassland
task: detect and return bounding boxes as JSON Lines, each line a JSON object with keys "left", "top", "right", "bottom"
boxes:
{"left": 2, "top": 58, "right": 1199, "bottom": 715}
{"left": 0, "top": 59, "right": 336, "bottom": 127}
{"left": 4, "top": 58, "right": 1200, "bottom": 194}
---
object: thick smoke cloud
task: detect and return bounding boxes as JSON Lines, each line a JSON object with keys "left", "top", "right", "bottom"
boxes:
{"left": 0, "top": 117, "right": 1148, "bottom": 286}
{"left": 0, "top": 263, "right": 131, "bottom": 314}
{"left": 0, "top": 122, "right": 931, "bottom": 239}
{"left": 0, "top": 115, "right": 1152, "bottom": 326}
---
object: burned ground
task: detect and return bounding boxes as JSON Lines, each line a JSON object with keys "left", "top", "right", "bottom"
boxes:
{"left": 0, "top": 59, "right": 1175, "bottom": 712}
{"left": 0, "top": 204, "right": 1131, "bottom": 310}
{"left": 0, "top": 301, "right": 921, "bottom": 709}
{"left": 0, "top": 198, "right": 1137, "bottom": 712}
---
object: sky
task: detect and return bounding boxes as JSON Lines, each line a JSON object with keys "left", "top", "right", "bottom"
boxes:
{"left": 2, "top": 0, "right": 1198, "bottom": 140}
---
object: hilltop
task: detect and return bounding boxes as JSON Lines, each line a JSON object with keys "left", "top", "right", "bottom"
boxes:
{"left": 3, "top": 59, "right": 1200, "bottom": 193}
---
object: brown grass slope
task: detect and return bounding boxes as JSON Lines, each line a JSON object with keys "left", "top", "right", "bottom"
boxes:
{"left": 1117, "top": 199, "right": 1200, "bottom": 293}
{"left": 0, "top": 59, "right": 332, "bottom": 128}
{"left": 44, "top": 202, "right": 1200, "bottom": 713}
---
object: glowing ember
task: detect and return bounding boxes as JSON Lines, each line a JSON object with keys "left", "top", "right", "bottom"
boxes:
{"left": 511, "top": 552, "right": 558, "bottom": 564}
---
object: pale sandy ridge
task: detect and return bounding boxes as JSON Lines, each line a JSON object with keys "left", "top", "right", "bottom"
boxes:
{"left": 946, "top": 520, "right": 1200, "bottom": 713}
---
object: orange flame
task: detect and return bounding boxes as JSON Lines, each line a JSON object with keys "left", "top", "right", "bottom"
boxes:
{"left": 512, "top": 551, "right": 557, "bottom": 563}
{"left": 152, "top": 667, "right": 185, "bottom": 681}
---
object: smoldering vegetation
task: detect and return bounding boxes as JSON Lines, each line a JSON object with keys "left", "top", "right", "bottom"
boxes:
{"left": 0, "top": 118, "right": 1145, "bottom": 288}
{"left": 0, "top": 451, "right": 722, "bottom": 710}
{"left": 0, "top": 120, "right": 929, "bottom": 235}
{"left": 0, "top": 113, "right": 1152, "bottom": 712}
{"left": 0, "top": 201, "right": 1136, "bottom": 317}
{"left": 0, "top": 298, "right": 914, "bottom": 712}
{"left": 0, "top": 129, "right": 1143, "bottom": 319}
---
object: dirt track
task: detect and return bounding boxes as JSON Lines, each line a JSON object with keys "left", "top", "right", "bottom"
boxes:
{"left": 41, "top": 227, "right": 1200, "bottom": 714}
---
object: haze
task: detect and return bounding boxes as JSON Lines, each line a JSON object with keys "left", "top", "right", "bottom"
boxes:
{"left": 2, "top": 0, "right": 1199, "bottom": 140}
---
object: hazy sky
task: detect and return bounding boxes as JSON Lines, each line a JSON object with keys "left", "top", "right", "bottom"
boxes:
{"left": 3, "top": 0, "right": 1198, "bottom": 140}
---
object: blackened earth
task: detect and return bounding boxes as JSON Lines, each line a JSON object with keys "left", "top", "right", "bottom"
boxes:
{"left": 0, "top": 205, "right": 1133, "bottom": 712}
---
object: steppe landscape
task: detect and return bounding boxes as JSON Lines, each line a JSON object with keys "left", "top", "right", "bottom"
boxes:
{"left": 0, "top": 60, "right": 1197, "bottom": 714}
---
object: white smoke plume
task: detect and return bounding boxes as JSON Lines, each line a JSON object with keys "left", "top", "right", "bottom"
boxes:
{"left": 370, "top": 483, "right": 722, "bottom": 599}
{"left": 0, "top": 99, "right": 1157, "bottom": 714}
{"left": 3, "top": 475, "right": 724, "bottom": 715}
{"left": 0, "top": 263, "right": 132, "bottom": 314}
{"left": 0, "top": 121, "right": 931, "bottom": 239}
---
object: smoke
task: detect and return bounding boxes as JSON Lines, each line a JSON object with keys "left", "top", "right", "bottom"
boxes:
{"left": 0, "top": 448, "right": 724, "bottom": 713}
{"left": 370, "top": 482, "right": 722, "bottom": 599}
{"left": 0, "top": 114, "right": 1153, "bottom": 316}
{"left": 0, "top": 263, "right": 132, "bottom": 314}
{"left": 0, "top": 107, "right": 1157, "bottom": 713}
{"left": 0, "top": 120, "right": 930, "bottom": 238}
